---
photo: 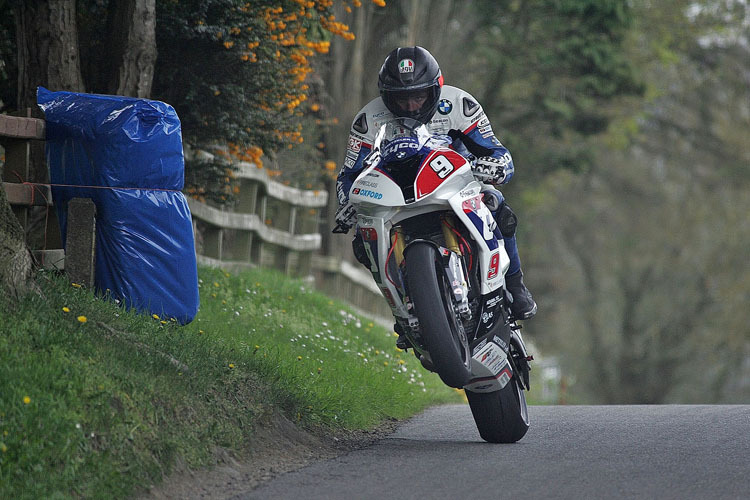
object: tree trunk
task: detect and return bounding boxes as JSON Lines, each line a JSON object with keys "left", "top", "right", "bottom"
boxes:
{"left": 0, "top": 174, "right": 37, "bottom": 299}
{"left": 5, "top": 0, "right": 84, "bottom": 298}
{"left": 15, "top": 0, "right": 84, "bottom": 109}
{"left": 103, "top": 0, "right": 156, "bottom": 97}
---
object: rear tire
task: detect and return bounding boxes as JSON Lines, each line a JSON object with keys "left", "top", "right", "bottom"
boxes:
{"left": 466, "top": 377, "right": 529, "bottom": 443}
{"left": 405, "top": 242, "right": 470, "bottom": 388}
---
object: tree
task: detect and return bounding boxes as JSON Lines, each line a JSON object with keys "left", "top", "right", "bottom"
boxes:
{"left": 0, "top": 171, "right": 36, "bottom": 298}
{"left": 0, "top": 0, "right": 361, "bottom": 297}
{"left": 457, "top": 0, "right": 644, "bottom": 187}
{"left": 1, "top": 0, "right": 87, "bottom": 298}
{"left": 524, "top": 0, "right": 750, "bottom": 403}
{"left": 14, "top": 0, "right": 85, "bottom": 108}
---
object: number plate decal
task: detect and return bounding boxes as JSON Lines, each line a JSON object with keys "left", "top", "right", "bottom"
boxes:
{"left": 414, "top": 150, "right": 465, "bottom": 199}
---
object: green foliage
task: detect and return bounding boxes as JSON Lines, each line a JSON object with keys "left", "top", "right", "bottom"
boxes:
{"left": 152, "top": 0, "right": 346, "bottom": 198}
{"left": 466, "top": 0, "right": 644, "bottom": 180}
{"left": 0, "top": 267, "right": 459, "bottom": 498}
{"left": 0, "top": 0, "right": 354, "bottom": 201}
{"left": 521, "top": 0, "right": 750, "bottom": 404}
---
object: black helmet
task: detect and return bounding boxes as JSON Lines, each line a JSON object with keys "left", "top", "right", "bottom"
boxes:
{"left": 378, "top": 46, "right": 443, "bottom": 124}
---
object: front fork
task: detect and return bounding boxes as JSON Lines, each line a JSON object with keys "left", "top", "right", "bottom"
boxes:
{"left": 391, "top": 215, "right": 472, "bottom": 337}
{"left": 440, "top": 214, "right": 471, "bottom": 319}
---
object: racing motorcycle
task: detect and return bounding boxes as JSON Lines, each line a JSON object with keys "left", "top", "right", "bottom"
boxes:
{"left": 333, "top": 118, "right": 532, "bottom": 443}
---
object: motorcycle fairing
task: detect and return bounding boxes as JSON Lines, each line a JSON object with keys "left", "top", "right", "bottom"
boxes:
{"left": 471, "top": 288, "right": 505, "bottom": 340}
{"left": 448, "top": 185, "right": 509, "bottom": 295}
{"left": 350, "top": 120, "right": 508, "bottom": 315}
{"left": 414, "top": 149, "right": 465, "bottom": 199}
{"left": 357, "top": 214, "right": 409, "bottom": 317}
{"left": 350, "top": 170, "right": 406, "bottom": 207}
{"left": 358, "top": 226, "right": 382, "bottom": 282}
{"left": 464, "top": 341, "right": 513, "bottom": 393}
{"left": 461, "top": 196, "right": 499, "bottom": 251}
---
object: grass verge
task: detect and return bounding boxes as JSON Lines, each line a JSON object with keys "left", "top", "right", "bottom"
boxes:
{"left": 0, "top": 266, "right": 461, "bottom": 499}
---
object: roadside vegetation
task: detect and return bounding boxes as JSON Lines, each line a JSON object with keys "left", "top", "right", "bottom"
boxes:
{"left": 0, "top": 266, "right": 462, "bottom": 499}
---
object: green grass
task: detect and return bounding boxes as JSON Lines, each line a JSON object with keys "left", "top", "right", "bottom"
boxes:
{"left": 0, "top": 266, "right": 461, "bottom": 499}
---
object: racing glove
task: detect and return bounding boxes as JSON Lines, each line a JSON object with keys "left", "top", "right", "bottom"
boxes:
{"left": 473, "top": 155, "right": 511, "bottom": 185}
{"left": 332, "top": 201, "right": 357, "bottom": 234}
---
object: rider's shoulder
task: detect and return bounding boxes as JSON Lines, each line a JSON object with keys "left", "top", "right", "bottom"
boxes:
{"left": 349, "top": 98, "right": 392, "bottom": 141}
{"left": 439, "top": 85, "right": 485, "bottom": 119}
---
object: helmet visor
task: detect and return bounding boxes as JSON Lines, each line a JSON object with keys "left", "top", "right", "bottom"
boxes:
{"left": 382, "top": 84, "right": 441, "bottom": 124}
{"left": 390, "top": 88, "right": 432, "bottom": 113}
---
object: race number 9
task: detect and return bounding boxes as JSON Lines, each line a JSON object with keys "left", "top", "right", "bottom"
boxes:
{"left": 429, "top": 155, "right": 454, "bottom": 179}
{"left": 487, "top": 251, "right": 500, "bottom": 279}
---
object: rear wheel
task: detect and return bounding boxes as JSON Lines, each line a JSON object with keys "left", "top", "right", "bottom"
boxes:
{"left": 405, "top": 242, "right": 470, "bottom": 388}
{"left": 466, "top": 376, "right": 529, "bottom": 443}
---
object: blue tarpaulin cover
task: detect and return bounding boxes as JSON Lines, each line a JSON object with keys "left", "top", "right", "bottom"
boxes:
{"left": 38, "top": 87, "right": 199, "bottom": 324}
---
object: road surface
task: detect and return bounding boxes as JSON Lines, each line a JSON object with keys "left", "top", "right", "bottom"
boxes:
{"left": 236, "top": 405, "right": 750, "bottom": 499}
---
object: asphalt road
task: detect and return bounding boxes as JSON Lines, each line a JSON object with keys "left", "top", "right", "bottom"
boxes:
{"left": 236, "top": 404, "right": 750, "bottom": 500}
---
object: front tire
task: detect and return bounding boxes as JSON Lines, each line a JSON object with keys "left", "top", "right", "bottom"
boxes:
{"left": 466, "top": 377, "right": 529, "bottom": 443}
{"left": 405, "top": 242, "right": 470, "bottom": 388}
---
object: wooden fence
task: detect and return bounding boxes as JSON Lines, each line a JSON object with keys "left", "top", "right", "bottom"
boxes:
{"left": 0, "top": 111, "right": 66, "bottom": 270}
{"left": 1, "top": 112, "right": 390, "bottom": 321}
{"left": 187, "top": 149, "right": 327, "bottom": 277}
{"left": 187, "top": 150, "right": 391, "bottom": 320}
{"left": 311, "top": 254, "right": 394, "bottom": 322}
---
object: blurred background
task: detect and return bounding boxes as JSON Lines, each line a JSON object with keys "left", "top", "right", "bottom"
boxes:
{"left": 1, "top": 0, "right": 748, "bottom": 403}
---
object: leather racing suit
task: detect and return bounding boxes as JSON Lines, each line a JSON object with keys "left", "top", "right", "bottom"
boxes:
{"left": 336, "top": 85, "right": 522, "bottom": 275}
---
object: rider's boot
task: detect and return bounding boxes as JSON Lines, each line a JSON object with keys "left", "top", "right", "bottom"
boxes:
{"left": 394, "top": 322, "right": 412, "bottom": 350}
{"left": 505, "top": 270, "right": 537, "bottom": 320}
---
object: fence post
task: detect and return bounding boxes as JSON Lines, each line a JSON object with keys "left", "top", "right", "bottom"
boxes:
{"left": 64, "top": 198, "right": 96, "bottom": 287}
{"left": 0, "top": 111, "right": 48, "bottom": 244}
{"left": 259, "top": 194, "right": 267, "bottom": 224}
{"left": 288, "top": 206, "right": 297, "bottom": 234}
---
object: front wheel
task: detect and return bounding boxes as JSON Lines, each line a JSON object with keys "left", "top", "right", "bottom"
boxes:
{"left": 404, "top": 242, "right": 470, "bottom": 388}
{"left": 466, "top": 377, "right": 529, "bottom": 443}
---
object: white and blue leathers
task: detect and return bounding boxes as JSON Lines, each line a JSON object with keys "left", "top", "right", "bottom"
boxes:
{"left": 336, "top": 85, "right": 523, "bottom": 275}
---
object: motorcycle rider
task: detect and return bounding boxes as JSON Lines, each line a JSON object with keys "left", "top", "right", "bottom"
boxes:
{"left": 335, "top": 46, "right": 536, "bottom": 344}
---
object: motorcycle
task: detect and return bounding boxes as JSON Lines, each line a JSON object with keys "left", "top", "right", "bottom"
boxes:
{"left": 333, "top": 118, "right": 532, "bottom": 443}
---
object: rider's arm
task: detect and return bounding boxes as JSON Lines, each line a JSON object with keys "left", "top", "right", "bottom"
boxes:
{"left": 444, "top": 88, "right": 515, "bottom": 184}
{"left": 448, "top": 125, "right": 514, "bottom": 185}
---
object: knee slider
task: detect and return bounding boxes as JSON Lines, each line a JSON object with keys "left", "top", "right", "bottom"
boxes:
{"left": 482, "top": 191, "right": 502, "bottom": 212}
{"left": 497, "top": 202, "right": 518, "bottom": 237}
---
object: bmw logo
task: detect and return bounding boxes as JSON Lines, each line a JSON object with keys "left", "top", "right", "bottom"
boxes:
{"left": 438, "top": 99, "right": 453, "bottom": 115}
